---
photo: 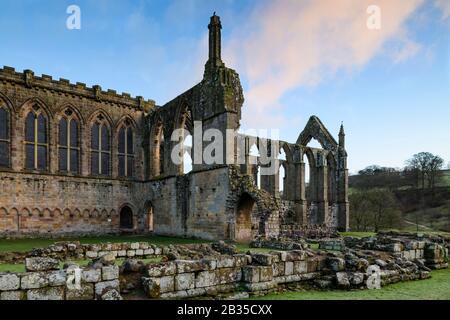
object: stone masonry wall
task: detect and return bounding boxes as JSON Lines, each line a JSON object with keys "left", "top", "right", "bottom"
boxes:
{"left": 0, "top": 257, "right": 121, "bottom": 300}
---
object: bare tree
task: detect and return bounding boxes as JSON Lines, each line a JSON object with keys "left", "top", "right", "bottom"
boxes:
{"left": 406, "top": 152, "right": 444, "bottom": 190}
{"left": 349, "top": 189, "right": 401, "bottom": 232}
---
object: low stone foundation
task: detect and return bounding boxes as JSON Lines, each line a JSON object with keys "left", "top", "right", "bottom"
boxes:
{"left": 0, "top": 232, "right": 448, "bottom": 300}
{"left": 0, "top": 256, "right": 121, "bottom": 300}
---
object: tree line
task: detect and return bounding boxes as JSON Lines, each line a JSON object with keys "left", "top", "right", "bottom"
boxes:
{"left": 349, "top": 152, "right": 447, "bottom": 232}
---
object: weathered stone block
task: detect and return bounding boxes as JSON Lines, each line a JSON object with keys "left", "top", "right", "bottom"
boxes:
{"left": 176, "top": 260, "right": 205, "bottom": 273}
{"left": 200, "top": 258, "right": 217, "bottom": 270}
{"left": 159, "top": 276, "right": 175, "bottom": 293}
{"left": 243, "top": 281, "right": 277, "bottom": 292}
{"left": 98, "top": 251, "right": 109, "bottom": 257}
{"left": 126, "top": 250, "right": 136, "bottom": 257}
{"left": 270, "top": 251, "right": 287, "bottom": 262}
{"left": 389, "top": 243, "right": 404, "bottom": 252}
{"left": 66, "top": 283, "right": 94, "bottom": 300}
{"left": 294, "top": 261, "right": 308, "bottom": 274}
{"left": 216, "top": 256, "right": 235, "bottom": 268}
{"left": 251, "top": 253, "right": 273, "bottom": 266}
{"left": 143, "top": 278, "right": 160, "bottom": 298}
{"left": 272, "top": 262, "right": 285, "bottom": 277}
{"left": 147, "top": 262, "right": 176, "bottom": 277}
{"left": 307, "top": 258, "right": 319, "bottom": 273}
{"left": 27, "top": 287, "right": 64, "bottom": 300}
{"left": 144, "top": 248, "right": 154, "bottom": 255}
{"left": 25, "top": 257, "right": 59, "bottom": 272}
{"left": 242, "top": 266, "right": 260, "bottom": 283}
{"left": 117, "top": 250, "right": 126, "bottom": 257}
{"left": 234, "top": 254, "right": 248, "bottom": 267}
{"left": 259, "top": 266, "right": 273, "bottom": 282}
{"left": 336, "top": 272, "right": 350, "bottom": 288}
{"left": 95, "top": 279, "right": 120, "bottom": 297}
{"left": 130, "top": 242, "right": 140, "bottom": 250}
{"left": 215, "top": 268, "right": 241, "bottom": 284}
{"left": 285, "top": 261, "right": 294, "bottom": 276}
{"left": 86, "top": 251, "right": 98, "bottom": 259}
{"left": 139, "top": 242, "right": 149, "bottom": 250}
{"left": 195, "top": 270, "right": 216, "bottom": 288}
{"left": 285, "top": 250, "right": 306, "bottom": 262}
{"left": 135, "top": 249, "right": 144, "bottom": 256}
{"left": 349, "top": 272, "right": 364, "bottom": 285}
{"left": 175, "top": 273, "right": 195, "bottom": 291}
{"left": 0, "top": 290, "right": 25, "bottom": 300}
{"left": 100, "top": 288, "right": 122, "bottom": 300}
{"left": 328, "top": 257, "right": 345, "bottom": 272}
{"left": 82, "top": 268, "right": 102, "bottom": 283}
{"left": 21, "top": 272, "right": 48, "bottom": 289}
{"left": 47, "top": 270, "right": 67, "bottom": 286}
{"left": 0, "top": 273, "right": 20, "bottom": 291}
{"left": 102, "top": 265, "right": 119, "bottom": 281}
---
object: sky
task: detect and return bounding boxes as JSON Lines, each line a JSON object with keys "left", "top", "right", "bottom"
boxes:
{"left": 0, "top": 0, "right": 449, "bottom": 174}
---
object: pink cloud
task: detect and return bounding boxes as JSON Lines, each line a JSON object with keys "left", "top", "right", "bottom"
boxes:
{"left": 224, "top": 0, "right": 425, "bottom": 129}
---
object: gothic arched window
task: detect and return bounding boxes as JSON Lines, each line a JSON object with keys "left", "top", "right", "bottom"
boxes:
{"left": 25, "top": 106, "right": 48, "bottom": 171}
{"left": 118, "top": 120, "right": 134, "bottom": 177}
{"left": 91, "top": 114, "right": 110, "bottom": 176}
{"left": 0, "top": 105, "right": 10, "bottom": 167}
{"left": 58, "top": 109, "right": 80, "bottom": 174}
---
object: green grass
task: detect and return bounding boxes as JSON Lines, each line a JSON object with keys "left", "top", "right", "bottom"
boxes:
{"left": 252, "top": 269, "right": 450, "bottom": 300}
{"left": 339, "top": 232, "right": 376, "bottom": 238}
{"left": 0, "top": 235, "right": 210, "bottom": 253}
{"left": 235, "top": 244, "right": 275, "bottom": 254}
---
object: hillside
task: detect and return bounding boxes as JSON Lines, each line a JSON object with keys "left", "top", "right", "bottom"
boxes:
{"left": 349, "top": 171, "right": 450, "bottom": 233}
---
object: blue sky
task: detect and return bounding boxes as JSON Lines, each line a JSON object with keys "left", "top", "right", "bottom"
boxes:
{"left": 0, "top": 0, "right": 449, "bottom": 173}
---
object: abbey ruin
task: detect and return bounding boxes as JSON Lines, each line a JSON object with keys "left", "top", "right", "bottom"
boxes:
{"left": 0, "top": 15, "right": 349, "bottom": 241}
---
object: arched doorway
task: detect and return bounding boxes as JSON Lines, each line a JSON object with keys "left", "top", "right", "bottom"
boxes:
{"left": 235, "top": 193, "right": 255, "bottom": 243}
{"left": 119, "top": 206, "right": 133, "bottom": 229}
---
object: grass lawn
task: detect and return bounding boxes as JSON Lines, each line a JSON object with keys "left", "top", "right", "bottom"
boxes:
{"left": 339, "top": 232, "right": 376, "bottom": 238}
{"left": 0, "top": 235, "right": 210, "bottom": 253}
{"left": 252, "top": 269, "right": 450, "bottom": 300}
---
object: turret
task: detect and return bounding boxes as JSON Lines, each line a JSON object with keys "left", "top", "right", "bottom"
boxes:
{"left": 204, "top": 13, "right": 225, "bottom": 77}
{"left": 339, "top": 122, "right": 345, "bottom": 149}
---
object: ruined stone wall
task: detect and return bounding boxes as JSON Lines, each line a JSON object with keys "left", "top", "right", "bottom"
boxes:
{"left": 0, "top": 257, "right": 120, "bottom": 300}
{"left": 147, "top": 167, "right": 232, "bottom": 240}
{"left": 0, "top": 67, "right": 152, "bottom": 237}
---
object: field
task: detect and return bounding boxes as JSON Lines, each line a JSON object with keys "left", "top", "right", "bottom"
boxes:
{"left": 0, "top": 235, "right": 209, "bottom": 253}
{"left": 253, "top": 268, "right": 450, "bottom": 300}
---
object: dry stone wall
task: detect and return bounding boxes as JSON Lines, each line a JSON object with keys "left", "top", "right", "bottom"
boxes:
{"left": 0, "top": 257, "right": 121, "bottom": 300}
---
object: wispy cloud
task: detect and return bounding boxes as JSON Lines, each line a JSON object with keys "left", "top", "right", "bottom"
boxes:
{"left": 435, "top": 0, "right": 450, "bottom": 20}
{"left": 225, "top": 0, "right": 426, "bottom": 129}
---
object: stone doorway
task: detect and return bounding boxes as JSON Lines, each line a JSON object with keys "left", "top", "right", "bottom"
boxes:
{"left": 235, "top": 193, "right": 255, "bottom": 243}
{"left": 119, "top": 206, "right": 134, "bottom": 229}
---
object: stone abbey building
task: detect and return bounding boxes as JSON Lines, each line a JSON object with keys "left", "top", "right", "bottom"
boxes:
{"left": 0, "top": 15, "right": 349, "bottom": 241}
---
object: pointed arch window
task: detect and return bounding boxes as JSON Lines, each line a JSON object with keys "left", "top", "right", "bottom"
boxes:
{"left": 25, "top": 106, "right": 48, "bottom": 171}
{"left": 0, "top": 105, "right": 10, "bottom": 167}
{"left": 118, "top": 120, "right": 134, "bottom": 177}
{"left": 151, "top": 123, "right": 164, "bottom": 177}
{"left": 58, "top": 109, "right": 80, "bottom": 174}
{"left": 91, "top": 114, "right": 110, "bottom": 176}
